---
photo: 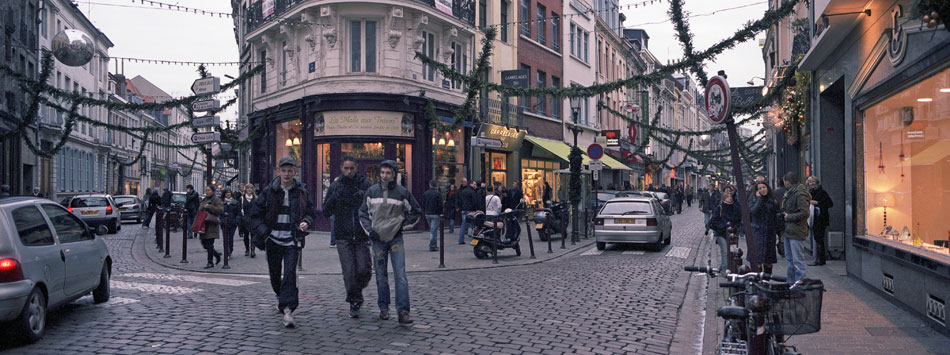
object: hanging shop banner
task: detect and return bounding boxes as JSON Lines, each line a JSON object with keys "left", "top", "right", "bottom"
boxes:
{"left": 602, "top": 130, "right": 621, "bottom": 147}
{"left": 316, "top": 111, "right": 414, "bottom": 137}
{"left": 262, "top": 0, "right": 275, "bottom": 17}
{"left": 480, "top": 123, "right": 526, "bottom": 151}
{"left": 436, "top": 0, "right": 454, "bottom": 17}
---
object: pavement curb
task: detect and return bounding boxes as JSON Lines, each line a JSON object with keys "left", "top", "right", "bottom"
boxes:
{"left": 669, "top": 229, "right": 712, "bottom": 355}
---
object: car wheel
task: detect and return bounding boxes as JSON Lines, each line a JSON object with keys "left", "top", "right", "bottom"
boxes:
{"left": 653, "top": 234, "right": 665, "bottom": 251}
{"left": 665, "top": 230, "right": 672, "bottom": 245}
{"left": 116, "top": 221, "right": 121, "bottom": 232}
{"left": 596, "top": 242, "right": 606, "bottom": 251}
{"left": 93, "top": 265, "right": 111, "bottom": 304}
{"left": 15, "top": 287, "right": 46, "bottom": 343}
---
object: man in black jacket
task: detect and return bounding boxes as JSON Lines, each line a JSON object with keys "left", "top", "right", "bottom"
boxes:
{"left": 247, "top": 156, "right": 316, "bottom": 328}
{"left": 807, "top": 176, "right": 833, "bottom": 266}
{"left": 475, "top": 181, "right": 487, "bottom": 211}
{"left": 422, "top": 180, "right": 444, "bottom": 251}
{"left": 184, "top": 185, "right": 201, "bottom": 238}
{"left": 506, "top": 181, "right": 523, "bottom": 210}
{"left": 323, "top": 156, "right": 373, "bottom": 318}
{"left": 456, "top": 178, "right": 477, "bottom": 244}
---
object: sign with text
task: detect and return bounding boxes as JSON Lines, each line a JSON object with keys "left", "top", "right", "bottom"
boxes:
{"left": 501, "top": 69, "right": 530, "bottom": 88}
{"left": 730, "top": 86, "right": 763, "bottom": 108}
{"left": 316, "top": 111, "right": 414, "bottom": 137}
{"left": 191, "top": 115, "right": 220, "bottom": 128}
{"left": 191, "top": 132, "right": 221, "bottom": 144}
{"left": 191, "top": 99, "right": 220, "bottom": 112}
{"left": 602, "top": 130, "right": 620, "bottom": 147}
{"left": 191, "top": 76, "right": 220, "bottom": 96}
{"left": 479, "top": 123, "right": 526, "bottom": 151}
{"left": 589, "top": 160, "right": 604, "bottom": 171}
{"left": 471, "top": 137, "right": 503, "bottom": 148}
{"left": 594, "top": 136, "right": 608, "bottom": 145}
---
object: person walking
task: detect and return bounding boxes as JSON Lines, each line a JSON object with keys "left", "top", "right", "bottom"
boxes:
{"left": 443, "top": 183, "right": 457, "bottom": 234}
{"left": 222, "top": 189, "right": 242, "bottom": 258}
{"left": 749, "top": 182, "right": 779, "bottom": 274}
{"left": 806, "top": 176, "right": 833, "bottom": 266}
{"left": 686, "top": 188, "right": 693, "bottom": 208}
{"left": 359, "top": 160, "right": 421, "bottom": 325}
{"left": 542, "top": 180, "right": 553, "bottom": 207}
{"left": 246, "top": 156, "right": 316, "bottom": 328}
{"left": 422, "top": 180, "right": 443, "bottom": 252}
{"left": 141, "top": 188, "right": 155, "bottom": 228}
{"left": 161, "top": 187, "right": 172, "bottom": 209}
{"left": 672, "top": 186, "right": 684, "bottom": 214}
{"left": 699, "top": 185, "right": 721, "bottom": 228}
{"left": 781, "top": 172, "right": 811, "bottom": 285}
{"left": 197, "top": 185, "right": 224, "bottom": 269}
{"left": 507, "top": 181, "right": 523, "bottom": 209}
{"left": 708, "top": 186, "right": 741, "bottom": 271}
{"left": 184, "top": 185, "right": 201, "bottom": 239}
{"left": 323, "top": 156, "right": 373, "bottom": 318}
{"left": 240, "top": 184, "right": 257, "bottom": 258}
{"left": 475, "top": 181, "right": 487, "bottom": 212}
{"left": 456, "top": 178, "right": 477, "bottom": 245}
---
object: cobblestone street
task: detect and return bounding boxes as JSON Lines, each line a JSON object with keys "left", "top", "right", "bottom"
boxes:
{"left": 0, "top": 208, "right": 709, "bottom": 354}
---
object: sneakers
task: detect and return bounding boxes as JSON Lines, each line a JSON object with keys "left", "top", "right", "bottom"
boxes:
{"left": 397, "top": 310, "right": 413, "bottom": 324}
{"left": 348, "top": 303, "right": 361, "bottom": 318}
{"left": 379, "top": 310, "right": 390, "bottom": 320}
{"left": 330, "top": 243, "right": 337, "bottom": 248}
{"left": 282, "top": 309, "right": 295, "bottom": 328}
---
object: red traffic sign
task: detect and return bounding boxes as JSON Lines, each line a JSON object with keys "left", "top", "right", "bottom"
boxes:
{"left": 628, "top": 123, "right": 637, "bottom": 143}
{"left": 587, "top": 143, "right": 604, "bottom": 160}
{"left": 705, "top": 75, "right": 731, "bottom": 124}
{"left": 624, "top": 103, "right": 640, "bottom": 114}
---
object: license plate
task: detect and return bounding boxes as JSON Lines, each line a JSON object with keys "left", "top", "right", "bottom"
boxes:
{"left": 82, "top": 210, "right": 97, "bottom": 215}
{"left": 535, "top": 223, "right": 543, "bottom": 229}
{"left": 615, "top": 218, "right": 646, "bottom": 225}
{"left": 120, "top": 207, "right": 129, "bottom": 211}
{"left": 470, "top": 240, "right": 478, "bottom": 246}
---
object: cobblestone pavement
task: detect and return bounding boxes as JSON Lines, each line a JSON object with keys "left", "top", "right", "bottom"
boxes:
{"left": 0, "top": 209, "right": 709, "bottom": 354}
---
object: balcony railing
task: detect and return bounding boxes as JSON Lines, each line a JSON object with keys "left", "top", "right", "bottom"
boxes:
{"left": 481, "top": 98, "right": 524, "bottom": 128}
{"left": 246, "top": 0, "right": 475, "bottom": 33}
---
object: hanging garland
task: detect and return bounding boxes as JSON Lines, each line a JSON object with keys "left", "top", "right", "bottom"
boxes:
{"left": 780, "top": 71, "right": 809, "bottom": 144}
{"left": 669, "top": 0, "right": 709, "bottom": 87}
{"left": 569, "top": 146, "right": 583, "bottom": 207}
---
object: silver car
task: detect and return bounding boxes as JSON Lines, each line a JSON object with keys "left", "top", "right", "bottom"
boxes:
{"left": 68, "top": 194, "right": 121, "bottom": 234}
{"left": 0, "top": 196, "right": 111, "bottom": 343}
{"left": 594, "top": 197, "right": 672, "bottom": 251}
{"left": 113, "top": 195, "right": 143, "bottom": 224}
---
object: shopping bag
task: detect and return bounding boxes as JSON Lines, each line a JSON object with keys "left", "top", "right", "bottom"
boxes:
{"left": 191, "top": 211, "right": 208, "bottom": 234}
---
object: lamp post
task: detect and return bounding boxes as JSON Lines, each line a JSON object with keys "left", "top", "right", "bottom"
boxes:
{"left": 568, "top": 94, "right": 582, "bottom": 244}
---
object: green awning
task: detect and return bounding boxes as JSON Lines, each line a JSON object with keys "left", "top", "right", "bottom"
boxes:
{"left": 526, "top": 137, "right": 631, "bottom": 170}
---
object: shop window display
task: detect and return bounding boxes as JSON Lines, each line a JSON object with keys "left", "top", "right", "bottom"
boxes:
{"left": 317, "top": 143, "right": 330, "bottom": 210}
{"left": 485, "top": 152, "right": 508, "bottom": 186}
{"left": 276, "top": 120, "right": 303, "bottom": 168}
{"left": 521, "top": 159, "right": 559, "bottom": 209}
{"left": 862, "top": 68, "right": 950, "bottom": 256}
{"left": 433, "top": 128, "right": 464, "bottom": 191}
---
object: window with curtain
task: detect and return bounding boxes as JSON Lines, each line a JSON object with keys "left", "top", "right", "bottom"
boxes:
{"left": 536, "top": 70, "right": 546, "bottom": 115}
{"left": 349, "top": 20, "right": 377, "bottom": 73}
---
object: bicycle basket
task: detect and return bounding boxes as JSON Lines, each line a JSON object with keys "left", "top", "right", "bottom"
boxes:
{"left": 754, "top": 278, "right": 824, "bottom": 335}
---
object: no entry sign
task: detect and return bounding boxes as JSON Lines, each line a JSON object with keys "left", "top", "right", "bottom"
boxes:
{"left": 705, "top": 75, "right": 731, "bottom": 124}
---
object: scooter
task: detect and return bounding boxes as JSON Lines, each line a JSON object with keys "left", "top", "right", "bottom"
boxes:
{"left": 467, "top": 209, "right": 523, "bottom": 259}
{"left": 533, "top": 201, "right": 569, "bottom": 242}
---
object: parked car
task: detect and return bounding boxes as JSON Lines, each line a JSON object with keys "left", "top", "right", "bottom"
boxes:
{"left": 66, "top": 195, "right": 121, "bottom": 234}
{"left": 112, "top": 195, "right": 143, "bottom": 224}
{"left": 640, "top": 191, "right": 672, "bottom": 215}
{"left": 0, "top": 196, "right": 111, "bottom": 343}
{"left": 589, "top": 190, "right": 642, "bottom": 212}
{"left": 171, "top": 192, "right": 188, "bottom": 210}
{"left": 593, "top": 197, "right": 672, "bottom": 251}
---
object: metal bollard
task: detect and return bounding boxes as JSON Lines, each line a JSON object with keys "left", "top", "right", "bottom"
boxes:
{"left": 439, "top": 216, "right": 445, "bottom": 268}
{"left": 155, "top": 210, "right": 164, "bottom": 251}
{"left": 180, "top": 212, "right": 189, "bottom": 263}
{"left": 163, "top": 212, "right": 172, "bottom": 258}
{"left": 492, "top": 214, "right": 499, "bottom": 264}
{"left": 571, "top": 208, "right": 577, "bottom": 245}
{"left": 583, "top": 209, "right": 589, "bottom": 239}
{"left": 561, "top": 218, "right": 567, "bottom": 249}
{"left": 524, "top": 213, "right": 536, "bottom": 259}
{"left": 547, "top": 220, "right": 553, "bottom": 254}
{"left": 222, "top": 222, "right": 231, "bottom": 270}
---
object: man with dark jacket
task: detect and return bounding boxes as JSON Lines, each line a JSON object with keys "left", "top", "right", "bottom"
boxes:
{"left": 807, "top": 176, "right": 833, "bottom": 266}
{"left": 184, "top": 185, "right": 201, "bottom": 239}
{"left": 475, "top": 181, "right": 487, "bottom": 212}
{"left": 247, "top": 156, "right": 316, "bottom": 328}
{"left": 699, "top": 185, "right": 721, "bottom": 228}
{"left": 506, "top": 181, "right": 523, "bottom": 210}
{"left": 456, "top": 178, "right": 477, "bottom": 244}
{"left": 444, "top": 183, "right": 457, "bottom": 234}
{"left": 422, "top": 180, "right": 444, "bottom": 251}
{"left": 323, "top": 156, "right": 373, "bottom": 318}
{"left": 359, "top": 160, "right": 421, "bottom": 324}
{"left": 781, "top": 172, "right": 811, "bottom": 285}
{"left": 142, "top": 188, "right": 158, "bottom": 228}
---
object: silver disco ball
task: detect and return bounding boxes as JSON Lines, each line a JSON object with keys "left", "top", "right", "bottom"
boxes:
{"left": 699, "top": 134, "right": 710, "bottom": 146}
{"left": 51, "top": 29, "right": 94, "bottom": 67}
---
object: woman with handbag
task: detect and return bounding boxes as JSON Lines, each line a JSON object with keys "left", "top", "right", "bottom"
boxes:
{"left": 240, "top": 184, "right": 257, "bottom": 258}
{"left": 199, "top": 185, "right": 224, "bottom": 269}
{"left": 222, "top": 189, "right": 242, "bottom": 259}
{"left": 749, "top": 182, "right": 779, "bottom": 274}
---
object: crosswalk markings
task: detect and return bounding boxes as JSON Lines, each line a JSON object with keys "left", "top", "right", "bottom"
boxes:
{"left": 75, "top": 295, "right": 140, "bottom": 307}
{"left": 666, "top": 246, "right": 691, "bottom": 259}
{"left": 622, "top": 251, "right": 645, "bottom": 255}
{"left": 111, "top": 280, "right": 202, "bottom": 295}
{"left": 581, "top": 247, "right": 604, "bottom": 256}
{"left": 120, "top": 272, "right": 259, "bottom": 286}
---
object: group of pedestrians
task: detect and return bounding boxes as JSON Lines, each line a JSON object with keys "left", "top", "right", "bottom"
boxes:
{"left": 449, "top": 178, "right": 524, "bottom": 244}
{"left": 702, "top": 172, "right": 834, "bottom": 285}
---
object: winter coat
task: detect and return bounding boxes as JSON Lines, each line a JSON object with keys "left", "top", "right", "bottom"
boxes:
{"left": 323, "top": 174, "right": 372, "bottom": 242}
{"left": 422, "top": 188, "right": 444, "bottom": 216}
{"left": 161, "top": 190, "right": 172, "bottom": 209}
{"left": 444, "top": 189, "right": 458, "bottom": 216}
{"left": 781, "top": 184, "right": 812, "bottom": 241}
{"left": 809, "top": 185, "right": 833, "bottom": 228}
{"left": 240, "top": 194, "right": 256, "bottom": 225}
{"left": 457, "top": 186, "right": 478, "bottom": 212}
{"left": 506, "top": 187, "right": 523, "bottom": 209}
{"left": 222, "top": 198, "right": 242, "bottom": 227}
{"left": 699, "top": 190, "right": 721, "bottom": 213}
{"left": 542, "top": 185, "right": 553, "bottom": 203}
{"left": 476, "top": 187, "right": 487, "bottom": 211}
{"left": 185, "top": 191, "right": 200, "bottom": 213}
{"left": 148, "top": 192, "right": 161, "bottom": 212}
{"left": 247, "top": 178, "right": 317, "bottom": 245}
{"left": 749, "top": 195, "right": 778, "bottom": 264}
{"left": 708, "top": 200, "right": 741, "bottom": 236}
{"left": 198, "top": 195, "right": 224, "bottom": 240}
{"left": 359, "top": 179, "right": 422, "bottom": 242}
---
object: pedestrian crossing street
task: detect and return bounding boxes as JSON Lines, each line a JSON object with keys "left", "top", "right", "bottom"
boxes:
{"left": 580, "top": 246, "right": 691, "bottom": 258}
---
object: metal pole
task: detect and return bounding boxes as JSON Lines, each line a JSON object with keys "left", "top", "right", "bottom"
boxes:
{"left": 180, "top": 211, "right": 189, "bottom": 263}
{"left": 524, "top": 213, "right": 536, "bottom": 259}
{"left": 571, "top": 206, "right": 577, "bottom": 245}
{"left": 492, "top": 215, "right": 499, "bottom": 264}
{"left": 222, "top": 222, "right": 231, "bottom": 269}
{"left": 439, "top": 215, "right": 446, "bottom": 268}
{"left": 547, "top": 220, "right": 553, "bottom": 253}
{"left": 726, "top": 118, "right": 756, "bottom": 270}
{"left": 156, "top": 210, "right": 164, "bottom": 252}
{"left": 163, "top": 211, "right": 171, "bottom": 258}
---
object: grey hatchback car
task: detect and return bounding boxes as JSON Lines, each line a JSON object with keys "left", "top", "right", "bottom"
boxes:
{"left": 113, "top": 195, "right": 143, "bottom": 223}
{"left": 0, "top": 196, "right": 111, "bottom": 343}
{"left": 593, "top": 197, "right": 672, "bottom": 251}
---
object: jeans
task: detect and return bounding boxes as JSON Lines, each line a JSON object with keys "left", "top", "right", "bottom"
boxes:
{"left": 337, "top": 240, "right": 372, "bottom": 305}
{"left": 265, "top": 239, "right": 300, "bottom": 312}
{"left": 142, "top": 209, "right": 156, "bottom": 227}
{"left": 184, "top": 210, "right": 196, "bottom": 238}
{"left": 426, "top": 215, "right": 440, "bottom": 250}
{"left": 448, "top": 214, "right": 455, "bottom": 234}
{"left": 372, "top": 234, "right": 410, "bottom": 313}
{"left": 715, "top": 233, "right": 729, "bottom": 271}
{"left": 458, "top": 211, "right": 470, "bottom": 244}
{"left": 784, "top": 238, "right": 806, "bottom": 285}
{"left": 223, "top": 223, "right": 237, "bottom": 256}
{"left": 704, "top": 212, "right": 712, "bottom": 229}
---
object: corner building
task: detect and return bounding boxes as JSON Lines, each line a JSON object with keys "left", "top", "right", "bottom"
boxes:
{"left": 236, "top": 0, "right": 476, "bottom": 230}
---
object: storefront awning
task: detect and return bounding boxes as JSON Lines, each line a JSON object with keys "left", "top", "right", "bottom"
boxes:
{"left": 526, "top": 137, "right": 631, "bottom": 170}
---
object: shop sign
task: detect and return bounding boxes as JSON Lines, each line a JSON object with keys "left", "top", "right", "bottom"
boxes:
{"left": 262, "top": 0, "right": 275, "bottom": 17}
{"left": 317, "top": 111, "right": 414, "bottom": 137}
{"left": 436, "top": 0, "right": 454, "bottom": 17}
{"left": 501, "top": 69, "right": 530, "bottom": 88}
{"left": 602, "top": 130, "right": 620, "bottom": 147}
{"left": 907, "top": 130, "right": 924, "bottom": 139}
{"left": 887, "top": 5, "right": 908, "bottom": 67}
{"left": 730, "top": 86, "right": 762, "bottom": 108}
{"left": 471, "top": 137, "right": 503, "bottom": 148}
{"left": 480, "top": 123, "right": 525, "bottom": 151}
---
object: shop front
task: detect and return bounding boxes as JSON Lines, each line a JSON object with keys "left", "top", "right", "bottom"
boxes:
{"left": 801, "top": 1, "right": 950, "bottom": 333}
{"left": 249, "top": 93, "right": 463, "bottom": 231}
{"left": 521, "top": 137, "right": 631, "bottom": 210}
{"left": 473, "top": 123, "right": 525, "bottom": 189}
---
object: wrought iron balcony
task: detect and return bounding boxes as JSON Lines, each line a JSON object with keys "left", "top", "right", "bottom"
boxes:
{"left": 245, "top": 0, "right": 475, "bottom": 33}
{"left": 481, "top": 98, "right": 524, "bottom": 128}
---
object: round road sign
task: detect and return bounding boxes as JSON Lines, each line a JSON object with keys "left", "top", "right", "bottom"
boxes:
{"left": 705, "top": 75, "right": 731, "bottom": 124}
{"left": 587, "top": 144, "right": 604, "bottom": 160}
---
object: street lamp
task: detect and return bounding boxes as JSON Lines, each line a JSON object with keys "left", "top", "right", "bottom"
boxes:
{"left": 569, "top": 94, "right": 582, "bottom": 147}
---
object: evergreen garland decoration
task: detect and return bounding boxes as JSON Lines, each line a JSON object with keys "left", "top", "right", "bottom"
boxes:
{"left": 669, "top": 0, "right": 708, "bottom": 87}
{"left": 597, "top": 101, "right": 765, "bottom": 137}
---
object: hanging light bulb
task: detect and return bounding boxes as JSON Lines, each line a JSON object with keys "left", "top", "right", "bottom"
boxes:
{"left": 432, "top": 137, "right": 435, "bottom": 145}
{"left": 285, "top": 138, "right": 293, "bottom": 147}
{"left": 438, "top": 138, "right": 446, "bottom": 146}
{"left": 293, "top": 137, "right": 301, "bottom": 146}
{"left": 447, "top": 139, "right": 455, "bottom": 147}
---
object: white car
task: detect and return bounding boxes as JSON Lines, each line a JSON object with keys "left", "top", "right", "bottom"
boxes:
{"left": 67, "top": 194, "right": 121, "bottom": 234}
{"left": 0, "top": 196, "right": 111, "bottom": 343}
{"left": 594, "top": 197, "right": 672, "bottom": 251}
